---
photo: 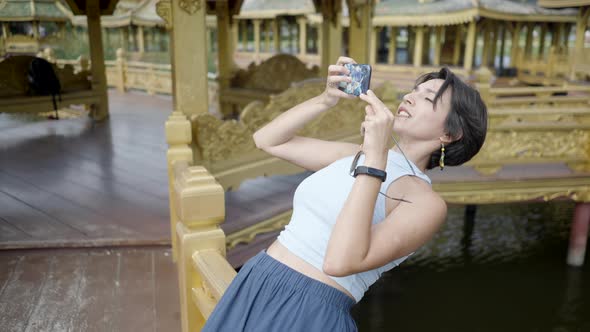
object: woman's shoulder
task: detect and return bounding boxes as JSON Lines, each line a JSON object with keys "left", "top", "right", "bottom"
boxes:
{"left": 387, "top": 174, "right": 445, "bottom": 206}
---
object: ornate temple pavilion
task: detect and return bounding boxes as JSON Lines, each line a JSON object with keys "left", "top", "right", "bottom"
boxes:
{"left": 0, "top": 0, "right": 72, "bottom": 54}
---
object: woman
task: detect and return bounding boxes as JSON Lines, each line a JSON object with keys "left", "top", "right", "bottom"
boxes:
{"left": 203, "top": 57, "right": 488, "bottom": 331}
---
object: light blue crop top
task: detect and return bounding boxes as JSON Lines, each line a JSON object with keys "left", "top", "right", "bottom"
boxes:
{"left": 276, "top": 149, "right": 432, "bottom": 303}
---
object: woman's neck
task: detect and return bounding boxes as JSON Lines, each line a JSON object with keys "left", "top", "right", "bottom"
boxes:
{"left": 389, "top": 138, "right": 438, "bottom": 173}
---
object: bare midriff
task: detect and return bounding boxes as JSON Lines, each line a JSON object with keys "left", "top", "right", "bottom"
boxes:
{"left": 266, "top": 240, "right": 356, "bottom": 301}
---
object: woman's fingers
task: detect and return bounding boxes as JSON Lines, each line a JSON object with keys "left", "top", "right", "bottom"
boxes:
{"left": 327, "top": 75, "right": 352, "bottom": 84}
{"left": 328, "top": 65, "right": 349, "bottom": 75}
{"left": 336, "top": 56, "right": 357, "bottom": 65}
{"left": 331, "top": 89, "right": 356, "bottom": 99}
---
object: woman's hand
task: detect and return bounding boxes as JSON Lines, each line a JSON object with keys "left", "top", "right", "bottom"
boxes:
{"left": 359, "top": 90, "right": 395, "bottom": 160}
{"left": 319, "top": 56, "right": 357, "bottom": 107}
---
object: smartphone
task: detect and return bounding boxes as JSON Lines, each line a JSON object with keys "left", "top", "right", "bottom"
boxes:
{"left": 338, "top": 63, "right": 372, "bottom": 96}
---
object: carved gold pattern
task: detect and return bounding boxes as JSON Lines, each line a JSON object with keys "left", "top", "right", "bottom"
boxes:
{"left": 226, "top": 211, "right": 292, "bottom": 249}
{"left": 195, "top": 79, "right": 397, "bottom": 164}
{"left": 179, "top": 0, "right": 201, "bottom": 15}
{"left": 155, "top": 0, "right": 172, "bottom": 29}
{"left": 471, "top": 129, "right": 590, "bottom": 162}
{"left": 230, "top": 54, "right": 320, "bottom": 92}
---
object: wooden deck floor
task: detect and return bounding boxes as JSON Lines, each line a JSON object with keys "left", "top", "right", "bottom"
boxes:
{"left": 0, "top": 89, "right": 314, "bottom": 266}
{"left": 0, "top": 247, "right": 180, "bottom": 332}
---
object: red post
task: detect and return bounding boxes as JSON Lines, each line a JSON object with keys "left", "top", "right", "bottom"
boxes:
{"left": 567, "top": 203, "right": 590, "bottom": 267}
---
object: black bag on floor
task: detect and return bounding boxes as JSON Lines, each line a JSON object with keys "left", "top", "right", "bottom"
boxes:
{"left": 27, "top": 57, "right": 62, "bottom": 120}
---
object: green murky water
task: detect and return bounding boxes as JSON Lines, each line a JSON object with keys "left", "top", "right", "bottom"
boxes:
{"left": 352, "top": 202, "right": 590, "bottom": 332}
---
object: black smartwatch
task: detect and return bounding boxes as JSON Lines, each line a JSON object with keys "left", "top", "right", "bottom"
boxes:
{"left": 353, "top": 166, "right": 387, "bottom": 182}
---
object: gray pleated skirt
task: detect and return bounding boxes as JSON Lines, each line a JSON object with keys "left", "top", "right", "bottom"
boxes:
{"left": 202, "top": 250, "right": 358, "bottom": 332}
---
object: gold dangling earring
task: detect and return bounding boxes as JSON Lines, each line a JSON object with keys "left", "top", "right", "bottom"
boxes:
{"left": 439, "top": 143, "right": 445, "bottom": 171}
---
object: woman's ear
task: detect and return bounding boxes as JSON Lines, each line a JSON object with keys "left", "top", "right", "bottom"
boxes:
{"left": 440, "top": 132, "right": 460, "bottom": 145}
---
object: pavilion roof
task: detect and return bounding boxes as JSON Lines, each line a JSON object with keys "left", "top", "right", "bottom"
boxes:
{"left": 0, "top": 0, "right": 72, "bottom": 22}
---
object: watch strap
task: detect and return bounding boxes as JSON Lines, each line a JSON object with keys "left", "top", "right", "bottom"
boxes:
{"left": 353, "top": 166, "right": 387, "bottom": 182}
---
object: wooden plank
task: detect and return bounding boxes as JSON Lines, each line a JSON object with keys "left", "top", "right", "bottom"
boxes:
{"left": 0, "top": 169, "right": 168, "bottom": 239}
{"left": 0, "top": 216, "right": 30, "bottom": 242}
{"left": 153, "top": 249, "right": 181, "bottom": 332}
{"left": 23, "top": 253, "right": 88, "bottom": 332}
{"left": 69, "top": 249, "right": 119, "bottom": 332}
{"left": 0, "top": 254, "right": 52, "bottom": 331}
{"left": 0, "top": 173, "right": 136, "bottom": 239}
{"left": 108, "top": 249, "right": 156, "bottom": 332}
{"left": 0, "top": 191, "right": 82, "bottom": 239}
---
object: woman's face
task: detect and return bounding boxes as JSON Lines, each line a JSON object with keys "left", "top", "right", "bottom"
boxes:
{"left": 393, "top": 78, "right": 453, "bottom": 144}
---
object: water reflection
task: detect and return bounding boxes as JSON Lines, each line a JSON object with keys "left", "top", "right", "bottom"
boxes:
{"left": 352, "top": 202, "right": 589, "bottom": 331}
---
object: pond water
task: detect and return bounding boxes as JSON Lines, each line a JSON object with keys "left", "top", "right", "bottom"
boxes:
{"left": 352, "top": 202, "right": 590, "bottom": 332}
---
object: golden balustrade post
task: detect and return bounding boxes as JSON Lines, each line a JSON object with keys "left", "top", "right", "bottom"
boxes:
{"left": 347, "top": 0, "right": 373, "bottom": 64}
{"left": 231, "top": 21, "right": 238, "bottom": 53}
{"left": 433, "top": 26, "right": 443, "bottom": 66}
{"left": 453, "top": 25, "right": 462, "bottom": 66}
{"left": 78, "top": 55, "right": 89, "bottom": 73}
{"left": 86, "top": 0, "right": 109, "bottom": 120}
{"left": 173, "top": 161, "right": 228, "bottom": 331}
{"left": 463, "top": 20, "right": 476, "bottom": 71}
{"left": 166, "top": 112, "right": 194, "bottom": 262}
{"left": 253, "top": 19, "right": 261, "bottom": 63}
{"left": 387, "top": 26, "right": 397, "bottom": 65}
{"left": 115, "top": 48, "right": 127, "bottom": 92}
{"left": 1, "top": 23, "right": 8, "bottom": 40}
{"left": 413, "top": 26, "right": 424, "bottom": 67}
{"left": 298, "top": 16, "right": 307, "bottom": 57}
{"left": 320, "top": 1, "right": 342, "bottom": 77}
{"left": 43, "top": 47, "right": 56, "bottom": 63}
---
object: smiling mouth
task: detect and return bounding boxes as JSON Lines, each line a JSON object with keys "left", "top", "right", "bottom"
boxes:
{"left": 397, "top": 107, "right": 412, "bottom": 118}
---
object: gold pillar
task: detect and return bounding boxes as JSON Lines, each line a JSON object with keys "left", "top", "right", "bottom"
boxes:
{"left": 216, "top": 1, "right": 234, "bottom": 92}
{"left": 320, "top": 4, "right": 343, "bottom": 77}
{"left": 552, "top": 23, "right": 563, "bottom": 47}
{"left": 510, "top": 22, "right": 522, "bottom": 67}
{"left": 1, "top": 23, "right": 8, "bottom": 39}
{"left": 572, "top": 8, "right": 590, "bottom": 79}
{"left": 273, "top": 18, "right": 280, "bottom": 53}
{"left": 120, "top": 27, "right": 129, "bottom": 51}
{"left": 481, "top": 24, "right": 490, "bottom": 67}
{"left": 433, "top": 26, "right": 444, "bottom": 66}
{"left": 265, "top": 20, "right": 271, "bottom": 52}
{"left": 137, "top": 25, "right": 145, "bottom": 53}
{"left": 490, "top": 25, "right": 498, "bottom": 66}
{"left": 463, "top": 20, "right": 476, "bottom": 71}
{"left": 539, "top": 23, "right": 547, "bottom": 58}
{"left": 369, "top": 27, "right": 379, "bottom": 65}
{"left": 298, "top": 16, "right": 307, "bottom": 56}
{"left": 413, "top": 26, "right": 424, "bottom": 67}
{"left": 453, "top": 25, "right": 462, "bottom": 65}
{"left": 387, "top": 27, "right": 397, "bottom": 65}
{"left": 253, "top": 19, "right": 261, "bottom": 62}
{"left": 348, "top": 2, "right": 373, "bottom": 64}
{"left": 170, "top": 0, "right": 208, "bottom": 118}
{"left": 241, "top": 19, "right": 248, "bottom": 51}
{"left": 524, "top": 23, "right": 533, "bottom": 57}
{"left": 86, "top": 0, "right": 109, "bottom": 120}
{"left": 232, "top": 22, "right": 238, "bottom": 52}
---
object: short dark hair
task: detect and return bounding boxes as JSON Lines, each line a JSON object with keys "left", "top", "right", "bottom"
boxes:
{"left": 414, "top": 67, "right": 488, "bottom": 170}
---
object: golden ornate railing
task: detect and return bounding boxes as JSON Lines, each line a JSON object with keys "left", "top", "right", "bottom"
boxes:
{"left": 166, "top": 112, "right": 237, "bottom": 332}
